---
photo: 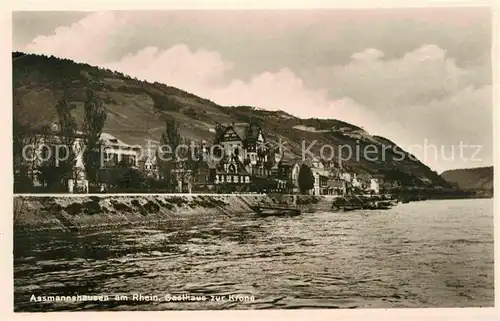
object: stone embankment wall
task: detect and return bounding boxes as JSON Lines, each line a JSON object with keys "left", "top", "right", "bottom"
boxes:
{"left": 13, "top": 194, "right": 335, "bottom": 232}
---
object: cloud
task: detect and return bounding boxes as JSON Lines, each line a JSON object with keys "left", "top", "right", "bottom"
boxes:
{"left": 317, "top": 44, "right": 478, "bottom": 109}
{"left": 103, "top": 45, "right": 233, "bottom": 95}
{"left": 23, "top": 11, "right": 130, "bottom": 64}
{"left": 351, "top": 48, "right": 385, "bottom": 62}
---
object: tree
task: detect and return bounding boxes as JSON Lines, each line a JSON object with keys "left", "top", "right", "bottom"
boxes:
{"left": 55, "top": 98, "right": 77, "bottom": 189}
{"left": 39, "top": 159, "right": 60, "bottom": 191}
{"left": 118, "top": 168, "right": 145, "bottom": 190}
{"left": 157, "top": 118, "right": 181, "bottom": 191}
{"left": 33, "top": 97, "right": 77, "bottom": 192}
{"left": 174, "top": 137, "right": 199, "bottom": 193}
{"left": 298, "top": 164, "right": 314, "bottom": 194}
{"left": 14, "top": 197, "right": 24, "bottom": 224}
{"left": 82, "top": 89, "right": 107, "bottom": 186}
{"left": 13, "top": 94, "right": 30, "bottom": 192}
{"left": 13, "top": 92, "right": 50, "bottom": 192}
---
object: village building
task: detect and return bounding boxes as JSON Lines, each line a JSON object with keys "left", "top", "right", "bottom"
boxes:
{"left": 340, "top": 172, "right": 352, "bottom": 183}
{"left": 312, "top": 169, "right": 329, "bottom": 195}
{"left": 138, "top": 155, "right": 159, "bottom": 179}
{"left": 267, "top": 152, "right": 294, "bottom": 193}
{"left": 171, "top": 160, "right": 193, "bottom": 193}
{"left": 369, "top": 178, "right": 380, "bottom": 194}
{"left": 326, "top": 178, "right": 347, "bottom": 196}
{"left": 212, "top": 121, "right": 277, "bottom": 192}
{"left": 100, "top": 133, "right": 141, "bottom": 168}
{"left": 351, "top": 173, "right": 362, "bottom": 189}
{"left": 380, "top": 179, "right": 402, "bottom": 193}
{"left": 191, "top": 148, "right": 218, "bottom": 193}
{"left": 290, "top": 162, "right": 301, "bottom": 194}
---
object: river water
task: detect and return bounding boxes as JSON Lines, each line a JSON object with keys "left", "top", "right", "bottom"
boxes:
{"left": 14, "top": 198, "right": 494, "bottom": 311}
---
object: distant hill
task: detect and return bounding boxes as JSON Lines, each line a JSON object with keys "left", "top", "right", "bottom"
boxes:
{"left": 12, "top": 52, "right": 452, "bottom": 188}
{"left": 441, "top": 166, "right": 494, "bottom": 193}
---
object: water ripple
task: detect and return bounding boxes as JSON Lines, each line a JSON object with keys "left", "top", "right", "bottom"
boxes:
{"left": 14, "top": 199, "right": 494, "bottom": 311}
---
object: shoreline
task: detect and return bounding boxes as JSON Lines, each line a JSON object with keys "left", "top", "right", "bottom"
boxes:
{"left": 13, "top": 194, "right": 333, "bottom": 233}
{"left": 13, "top": 194, "right": 491, "bottom": 233}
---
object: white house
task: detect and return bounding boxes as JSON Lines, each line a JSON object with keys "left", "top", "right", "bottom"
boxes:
{"left": 291, "top": 162, "right": 301, "bottom": 193}
{"left": 351, "top": 173, "right": 362, "bottom": 188}
{"left": 369, "top": 179, "right": 380, "bottom": 194}
{"left": 341, "top": 172, "right": 352, "bottom": 183}
{"left": 310, "top": 167, "right": 329, "bottom": 195}
{"left": 100, "top": 133, "right": 141, "bottom": 167}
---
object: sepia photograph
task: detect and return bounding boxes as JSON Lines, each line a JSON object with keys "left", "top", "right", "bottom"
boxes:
{"left": 11, "top": 5, "right": 495, "bottom": 314}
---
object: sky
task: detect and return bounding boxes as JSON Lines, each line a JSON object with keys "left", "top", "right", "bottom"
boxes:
{"left": 12, "top": 9, "right": 493, "bottom": 173}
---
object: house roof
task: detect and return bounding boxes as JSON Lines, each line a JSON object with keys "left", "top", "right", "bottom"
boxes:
{"left": 217, "top": 122, "right": 262, "bottom": 143}
{"left": 100, "top": 132, "right": 141, "bottom": 151}
{"left": 328, "top": 179, "right": 345, "bottom": 188}
{"left": 357, "top": 173, "right": 372, "bottom": 181}
{"left": 24, "top": 126, "right": 87, "bottom": 139}
{"left": 278, "top": 153, "right": 298, "bottom": 165}
{"left": 100, "top": 132, "right": 127, "bottom": 146}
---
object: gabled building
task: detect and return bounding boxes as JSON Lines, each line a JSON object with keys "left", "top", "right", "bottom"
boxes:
{"left": 214, "top": 121, "right": 268, "bottom": 167}
{"left": 212, "top": 121, "right": 276, "bottom": 192}
{"left": 192, "top": 150, "right": 217, "bottom": 192}
{"left": 138, "top": 155, "right": 160, "bottom": 179}
{"left": 326, "top": 178, "right": 347, "bottom": 196}
{"left": 302, "top": 157, "right": 329, "bottom": 196}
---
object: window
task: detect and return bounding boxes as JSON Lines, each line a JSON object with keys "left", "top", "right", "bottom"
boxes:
{"left": 40, "top": 145, "right": 50, "bottom": 160}
{"left": 57, "top": 146, "right": 68, "bottom": 160}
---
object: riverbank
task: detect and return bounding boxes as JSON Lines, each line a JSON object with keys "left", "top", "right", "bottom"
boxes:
{"left": 14, "top": 194, "right": 340, "bottom": 232}
{"left": 15, "top": 193, "right": 428, "bottom": 232}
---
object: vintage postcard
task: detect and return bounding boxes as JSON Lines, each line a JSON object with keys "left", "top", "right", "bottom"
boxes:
{"left": 6, "top": 1, "right": 498, "bottom": 320}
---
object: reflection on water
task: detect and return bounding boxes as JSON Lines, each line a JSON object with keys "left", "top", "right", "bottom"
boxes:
{"left": 14, "top": 199, "right": 494, "bottom": 311}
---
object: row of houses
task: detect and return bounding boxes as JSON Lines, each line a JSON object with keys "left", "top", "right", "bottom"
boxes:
{"left": 135, "top": 121, "right": 386, "bottom": 195}
{"left": 17, "top": 121, "right": 401, "bottom": 195}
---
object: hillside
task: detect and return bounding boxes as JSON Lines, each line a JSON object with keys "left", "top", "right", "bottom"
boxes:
{"left": 441, "top": 166, "right": 494, "bottom": 192}
{"left": 13, "top": 52, "right": 452, "bottom": 188}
